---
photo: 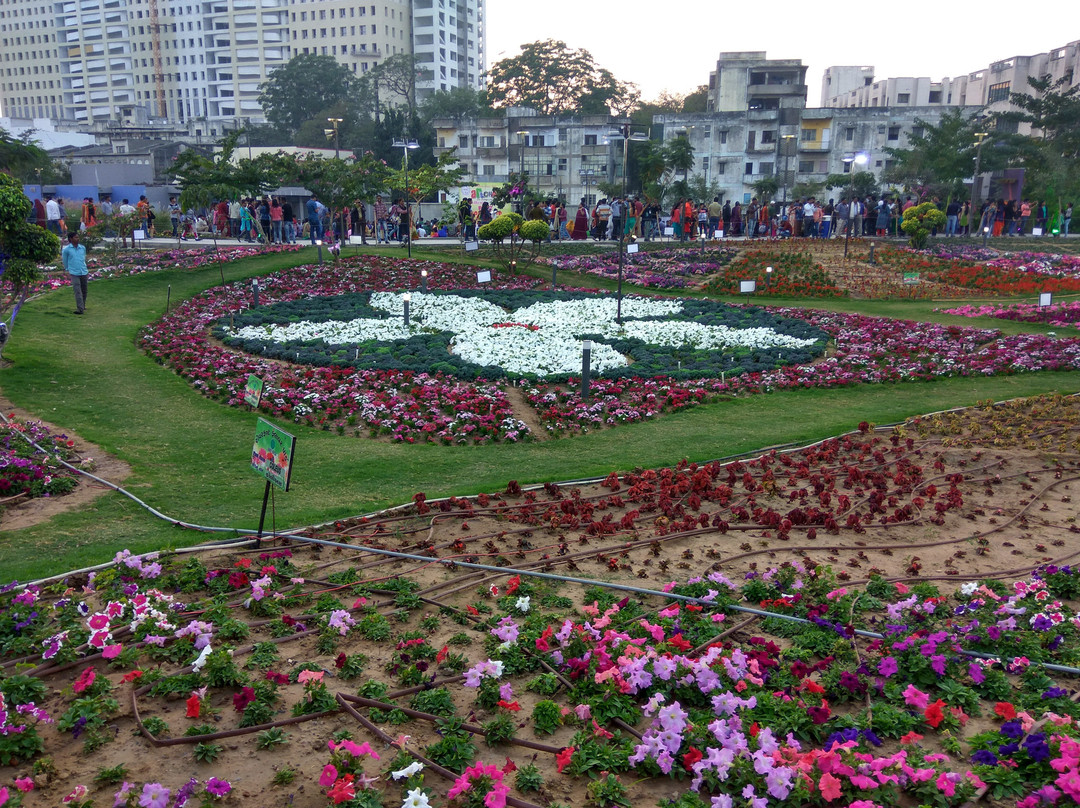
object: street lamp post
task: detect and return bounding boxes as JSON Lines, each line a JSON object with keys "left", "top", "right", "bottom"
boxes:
{"left": 780, "top": 134, "right": 796, "bottom": 209}
{"left": 612, "top": 123, "right": 649, "bottom": 325}
{"left": 843, "top": 152, "right": 869, "bottom": 259}
{"left": 391, "top": 138, "right": 420, "bottom": 258}
{"left": 326, "top": 117, "right": 344, "bottom": 242}
{"left": 968, "top": 131, "right": 989, "bottom": 239}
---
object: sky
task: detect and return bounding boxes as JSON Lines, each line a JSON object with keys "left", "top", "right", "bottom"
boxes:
{"left": 486, "top": 4, "right": 1067, "bottom": 107}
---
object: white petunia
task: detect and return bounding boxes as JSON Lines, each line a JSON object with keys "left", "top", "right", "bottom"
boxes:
{"left": 402, "top": 788, "right": 431, "bottom": 808}
{"left": 191, "top": 644, "right": 212, "bottom": 672}
{"left": 391, "top": 761, "right": 425, "bottom": 780}
{"left": 515, "top": 596, "right": 531, "bottom": 613}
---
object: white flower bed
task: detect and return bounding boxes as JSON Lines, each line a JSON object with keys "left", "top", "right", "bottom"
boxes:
{"left": 222, "top": 293, "right": 818, "bottom": 377}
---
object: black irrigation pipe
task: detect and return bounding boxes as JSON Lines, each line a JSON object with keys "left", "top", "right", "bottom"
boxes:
{"left": 288, "top": 531, "right": 1080, "bottom": 677}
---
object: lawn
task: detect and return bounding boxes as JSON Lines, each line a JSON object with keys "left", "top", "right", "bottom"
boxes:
{"left": 1, "top": 243, "right": 1078, "bottom": 581}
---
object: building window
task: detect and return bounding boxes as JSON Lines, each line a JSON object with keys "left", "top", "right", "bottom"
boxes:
{"left": 987, "top": 81, "right": 1010, "bottom": 103}
{"left": 801, "top": 128, "right": 816, "bottom": 142}
{"left": 702, "top": 156, "right": 709, "bottom": 171}
{"left": 910, "top": 126, "right": 923, "bottom": 139}
{"left": 845, "top": 127, "right": 854, "bottom": 141}
{"left": 745, "top": 162, "right": 753, "bottom": 175}
{"left": 887, "top": 126, "right": 900, "bottom": 140}
{"left": 928, "top": 90, "right": 942, "bottom": 103}
{"left": 798, "top": 160, "right": 814, "bottom": 173}
{"left": 481, "top": 164, "right": 495, "bottom": 175}
{"left": 584, "top": 134, "right": 597, "bottom": 145}
{"left": 761, "top": 130, "right": 776, "bottom": 144}
{"left": 718, "top": 130, "right": 727, "bottom": 144}
{"left": 759, "top": 162, "right": 773, "bottom": 175}
{"left": 458, "top": 135, "right": 468, "bottom": 148}
{"left": 896, "top": 92, "right": 910, "bottom": 103}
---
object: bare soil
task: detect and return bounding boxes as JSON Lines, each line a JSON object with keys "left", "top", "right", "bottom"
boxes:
{"left": 5, "top": 395, "right": 1080, "bottom": 807}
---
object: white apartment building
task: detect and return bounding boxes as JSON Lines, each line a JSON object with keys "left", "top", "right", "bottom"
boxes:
{"left": 0, "top": 0, "right": 484, "bottom": 127}
{"left": 822, "top": 39, "right": 1080, "bottom": 114}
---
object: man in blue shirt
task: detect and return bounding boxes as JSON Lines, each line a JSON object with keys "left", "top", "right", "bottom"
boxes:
{"left": 305, "top": 194, "right": 323, "bottom": 245}
{"left": 61, "top": 231, "right": 89, "bottom": 314}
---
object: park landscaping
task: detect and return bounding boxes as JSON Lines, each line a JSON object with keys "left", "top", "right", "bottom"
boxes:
{"left": 3, "top": 238, "right": 1080, "bottom": 808}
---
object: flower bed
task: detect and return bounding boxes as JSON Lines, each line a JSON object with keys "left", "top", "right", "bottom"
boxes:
{"left": 36, "top": 245, "right": 302, "bottom": 293}
{"left": 140, "top": 255, "right": 1080, "bottom": 442}
{"left": 701, "top": 250, "right": 848, "bottom": 298}
{"left": 940, "top": 301, "right": 1080, "bottom": 329}
{"left": 0, "top": 417, "right": 91, "bottom": 500}
{"left": 872, "top": 246, "right": 1080, "bottom": 297}
{"left": 538, "top": 247, "right": 738, "bottom": 290}
{"left": 139, "top": 256, "right": 542, "bottom": 445}
{"left": 214, "top": 291, "right": 827, "bottom": 382}
{"left": 524, "top": 308, "right": 1080, "bottom": 434}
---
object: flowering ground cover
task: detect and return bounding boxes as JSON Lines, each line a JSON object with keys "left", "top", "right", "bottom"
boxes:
{"left": 4, "top": 396, "right": 1080, "bottom": 808}
{"left": 940, "top": 301, "right": 1080, "bottom": 329}
{"left": 34, "top": 245, "right": 303, "bottom": 296}
{"left": 138, "top": 254, "right": 1080, "bottom": 442}
{"left": 0, "top": 417, "right": 92, "bottom": 503}
{"left": 870, "top": 246, "right": 1080, "bottom": 297}
{"left": 701, "top": 250, "right": 848, "bottom": 299}
{"left": 538, "top": 247, "right": 738, "bottom": 290}
{"left": 523, "top": 307, "right": 1080, "bottom": 435}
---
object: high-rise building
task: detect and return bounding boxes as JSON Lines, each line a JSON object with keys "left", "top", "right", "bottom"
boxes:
{"left": 0, "top": 0, "right": 485, "bottom": 128}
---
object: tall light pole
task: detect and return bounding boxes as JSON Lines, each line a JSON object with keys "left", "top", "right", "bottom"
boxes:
{"left": 969, "top": 130, "right": 989, "bottom": 238}
{"left": 516, "top": 128, "right": 529, "bottom": 213}
{"left": 612, "top": 123, "right": 649, "bottom": 325}
{"left": 843, "top": 151, "right": 868, "bottom": 258}
{"left": 780, "top": 133, "right": 796, "bottom": 209}
{"left": 392, "top": 138, "right": 420, "bottom": 258}
{"left": 326, "top": 117, "right": 343, "bottom": 242}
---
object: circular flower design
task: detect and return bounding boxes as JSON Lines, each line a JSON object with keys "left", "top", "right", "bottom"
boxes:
{"left": 217, "top": 290, "right": 828, "bottom": 381}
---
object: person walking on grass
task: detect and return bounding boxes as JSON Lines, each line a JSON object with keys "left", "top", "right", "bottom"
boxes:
{"left": 62, "top": 231, "right": 89, "bottom": 315}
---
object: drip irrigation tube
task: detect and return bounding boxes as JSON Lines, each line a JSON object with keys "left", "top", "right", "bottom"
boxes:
{"left": 287, "top": 531, "right": 1080, "bottom": 677}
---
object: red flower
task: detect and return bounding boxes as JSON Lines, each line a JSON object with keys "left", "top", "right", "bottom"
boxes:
{"left": 436, "top": 645, "right": 449, "bottom": 663}
{"left": 327, "top": 774, "right": 355, "bottom": 805}
{"left": 682, "top": 746, "right": 703, "bottom": 770}
{"left": 497, "top": 700, "right": 521, "bottom": 712}
{"left": 466, "top": 605, "right": 479, "bottom": 616}
{"left": 233, "top": 686, "right": 256, "bottom": 712}
{"left": 233, "top": 558, "right": 252, "bottom": 568}
{"left": 185, "top": 694, "right": 201, "bottom": 718}
{"left": 924, "top": 699, "right": 946, "bottom": 728}
{"left": 667, "top": 633, "right": 692, "bottom": 651}
{"left": 335, "top": 653, "right": 347, "bottom": 669}
{"left": 900, "top": 731, "right": 924, "bottom": 744}
{"left": 994, "top": 702, "right": 1017, "bottom": 720}
{"left": 556, "top": 747, "right": 575, "bottom": 773}
{"left": 121, "top": 670, "right": 143, "bottom": 683}
{"left": 505, "top": 575, "right": 521, "bottom": 594}
{"left": 502, "top": 757, "right": 517, "bottom": 774}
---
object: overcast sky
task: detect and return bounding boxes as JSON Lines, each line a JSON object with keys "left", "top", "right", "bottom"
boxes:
{"left": 486, "top": 5, "right": 1067, "bottom": 107}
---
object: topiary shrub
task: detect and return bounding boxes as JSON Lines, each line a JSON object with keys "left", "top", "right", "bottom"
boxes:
{"left": 901, "top": 202, "right": 947, "bottom": 249}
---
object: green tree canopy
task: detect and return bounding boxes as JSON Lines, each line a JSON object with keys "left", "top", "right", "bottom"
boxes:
{"left": 388, "top": 148, "right": 470, "bottom": 206}
{"left": 258, "top": 54, "right": 360, "bottom": 135}
{"left": 0, "top": 173, "right": 56, "bottom": 342}
{"left": 485, "top": 40, "right": 638, "bottom": 116}
{"left": 420, "top": 87, "right": 504, "bottom": 122}
{"left": 882, "top": 109, "right": 1005, "bottom": 201}
{"left": 825, "top": 171, "right": 880, "bottom": 200}
{"left": 1002, "top": 75, "right": 1080, "bottom": 223}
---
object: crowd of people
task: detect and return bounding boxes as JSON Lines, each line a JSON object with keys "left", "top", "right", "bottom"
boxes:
{"left": 31, "top": 191, "right": 1075, "bottom": 247}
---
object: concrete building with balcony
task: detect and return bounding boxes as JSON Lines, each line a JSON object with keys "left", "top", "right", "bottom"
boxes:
{"left": 654, "top": 106, "right": 950, "bottom": 204}
{"left": 431, "top": 112, "right": 626, "bottom": 207}
{"left": 0, "top": 0, "right": 485, "bottom": 129}
{"left": 707, "top": 51, "right": 808, "bottom": 112}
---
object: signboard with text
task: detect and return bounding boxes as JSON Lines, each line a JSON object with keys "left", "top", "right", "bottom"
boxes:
{"left": 243, "top": 375, "right": 263, "bottom": 407}
{"left": 251, "top": 418, "right": 296, "bottom": 492}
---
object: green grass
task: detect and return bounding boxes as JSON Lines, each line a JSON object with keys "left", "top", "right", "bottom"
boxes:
{"left": 1, "top": 243, "right": 1078, "bottom": 581}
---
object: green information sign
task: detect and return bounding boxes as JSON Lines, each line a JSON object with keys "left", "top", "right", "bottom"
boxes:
{"left": 243, "top": 374, "right": 264, "bottom": 407}
{"left": 251, "top": 418, "right": 296, "bottom": 491}
{"left": 903, "top": 272, "right": 920, "bottom": 285}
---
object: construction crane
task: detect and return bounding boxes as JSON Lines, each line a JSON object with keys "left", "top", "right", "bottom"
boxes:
{"left": 149, "top": 0, "right": 167, "bottom": 117}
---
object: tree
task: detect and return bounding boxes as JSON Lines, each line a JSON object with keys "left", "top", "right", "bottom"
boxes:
{"left": 1003, "top": 75, "right": 1080, "bottom": 228}
{"left": 790, "top": 181, "right": 826, "bottom": 201}
{"left": 0, "top": 129, "right": 67, "bottom": 183}
{"left": 258, "top": 54, "right": 360, "bottom": 135}
{"left": 286, "top": 152, "right": 390, "bottom": 251}
{"left": 421, "top": 87, "right": 503, "bottom": 123}
{"left": 363, "top": 54, "right": 421, "bottom": 122}
{"left": 0, "top": 173, "right": 58, "bottom": 353}
{"left": 882, "top": 109, "right": 1003, "bottom": 201}
{"left": 682, "top": 86, "right": 709, "bottom": 113}
{"left": 388, "top": 149, "right": 470, "bottom": 208}
{"left": 901, "top": 201, "right": 946, "bottom": 248}
{"left": 825, "top": 171, "right": 880, "bottom": 200}
{"left": 751, "top": 177, "right": 779, "bottom": 202}
{"left": 485, "top": 41, "right": 637, "bottom": 116}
